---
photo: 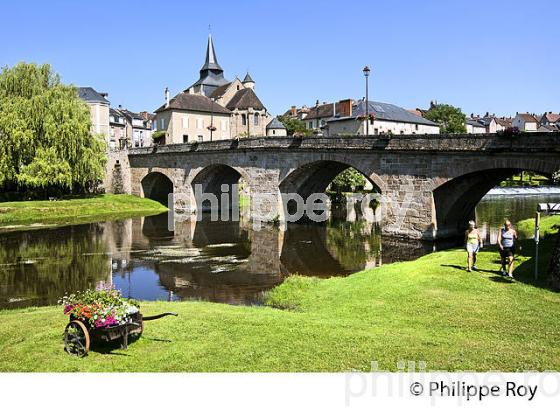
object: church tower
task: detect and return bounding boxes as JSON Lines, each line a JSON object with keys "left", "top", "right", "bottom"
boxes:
{"left": 242, "top": 72, "right": 255, "bottom": 90}
{"left": 189, "top": 34, "right": 229, "bottom": 96}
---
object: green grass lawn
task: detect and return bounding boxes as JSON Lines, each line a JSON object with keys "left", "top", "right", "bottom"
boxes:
{"left": 0, "top": 194, "right": 167, "bottom": 231}
{"left": 0, "top": 217, "right": 559, "bottom": 372}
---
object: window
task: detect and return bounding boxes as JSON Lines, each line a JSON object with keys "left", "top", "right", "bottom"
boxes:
{"left": 236, "top": 85, "right": 240, "bottom": 90}
{"left": 197, "top": 135, "right": 203, "bottom": 142}
{"left": 160, "top": 118, "right": 164, "bottom": 129}
{"left": 272, "top": 130, "right": 276, "bottom": 135}
{"left": 415, "top": 124, "right": 419, "bottom": 131}
{"left": 254, "top": 113, "right": 259, "bottom": 125}
{"left": 400, "top": 130, "right": 404, "bottom": 135}
{"left": 197, "top": 118, "right": 203, "bottom": 129}
{"left": 374, "top": 128, "right": 379, "bottom": 135}
{"left": 241, "top": 114, "right": 247, "bottom": 126}
{"left": 182, "top": 116, "right": 189, "bottom": 128}
{"left": 308, "top": 121, "right": 313, "bottom": 129}
{"left": 183, "top": 134, "right": 189, "bottom": 143}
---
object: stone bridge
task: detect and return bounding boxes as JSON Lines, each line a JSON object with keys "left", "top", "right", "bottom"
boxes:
{"left": 106, "top": 133, "right": 560, "bottom": 240}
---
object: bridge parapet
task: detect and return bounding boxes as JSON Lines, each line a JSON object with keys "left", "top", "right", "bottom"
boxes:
{"left": 128, "top": 133, "right": 559, "bottom": 156}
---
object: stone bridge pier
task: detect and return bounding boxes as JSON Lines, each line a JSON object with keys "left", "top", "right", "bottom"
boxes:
{"left": 111, "top": 134, "right": 560, "bottom": 240}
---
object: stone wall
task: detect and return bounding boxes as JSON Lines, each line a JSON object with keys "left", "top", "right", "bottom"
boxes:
{"left": 103, "top": 150, "right": 131, "bottom": 194}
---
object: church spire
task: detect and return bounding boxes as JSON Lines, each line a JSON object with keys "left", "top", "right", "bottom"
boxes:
{"left": 191, "top": 33, "right": 229, "bottom": 97}
{"left": 201, "top": 33, "right": 223, "bottom": 72}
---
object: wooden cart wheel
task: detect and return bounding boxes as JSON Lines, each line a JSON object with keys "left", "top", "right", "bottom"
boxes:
{"left": 64, "top": 320, "right": 90, "bottom": 357}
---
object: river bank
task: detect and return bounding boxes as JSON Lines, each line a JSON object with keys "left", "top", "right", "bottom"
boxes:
{"left": 0, "top": 194, "right": 167, "bottom": 232}
{"left": 1, "top": 215, "right": 559, "bottom": 372}
{"left": 486, "top": 185, "right": 560, "bottom": 196}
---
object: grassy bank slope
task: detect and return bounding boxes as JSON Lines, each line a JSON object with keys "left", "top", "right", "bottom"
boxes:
{"left": 0, "top": 217, "right": 559, "bottom": 372}
{"left": 0, "top": 194, "right": 167, "bottom": 231}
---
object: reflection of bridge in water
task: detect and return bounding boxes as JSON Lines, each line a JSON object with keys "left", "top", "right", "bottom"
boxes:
{"left": 106, "top": 213, "right": 432, "bottom": 305}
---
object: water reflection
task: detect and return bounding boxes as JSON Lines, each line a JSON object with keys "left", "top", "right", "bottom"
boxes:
{"left": 0, "top": 212, "right": 426, "bottom": 308}
{"left": 1, "top": 193, "right": 558, "bottom": 309}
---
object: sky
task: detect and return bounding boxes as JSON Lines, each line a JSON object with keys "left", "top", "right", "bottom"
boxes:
{"left": 1, "top": 0, "right": 559, "bottom": 117}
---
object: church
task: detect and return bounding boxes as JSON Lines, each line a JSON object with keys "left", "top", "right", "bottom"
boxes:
{"left": 153, "top": 34, "right": 271, "bottom": 143}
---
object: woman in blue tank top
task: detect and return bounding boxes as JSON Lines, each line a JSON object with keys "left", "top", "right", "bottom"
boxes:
{"left": 497, "top": 219, "right": 517, "bottom": 279}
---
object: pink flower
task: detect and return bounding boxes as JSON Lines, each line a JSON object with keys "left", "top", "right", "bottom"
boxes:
{"left": 63, "top": 305, "right": 74, "bottom": 315}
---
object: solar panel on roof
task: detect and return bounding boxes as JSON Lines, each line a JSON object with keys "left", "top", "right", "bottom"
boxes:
{"left": 373, "top": 105, "right": 385, "bottom": 112}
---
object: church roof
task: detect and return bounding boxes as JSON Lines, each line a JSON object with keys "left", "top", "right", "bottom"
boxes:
{"left": 190, "top": 34, "right": 229, "bottom": 92}
{"left": 242, "top": 72, "right": 254, "bottom": 83}
{"left": 155, "top": 92, "right": 231, "bottom": 114}
{"left": 226, "top": 88, "right": 265, "bottom": 111}
{"left": 200, "top": 34, "right": 222, "bottom": 72}
{"left": 210, "top": 82, "right": 232, "bottom": 99}
{"left": 266, "top": 117, "right": 286, "bottom": 130}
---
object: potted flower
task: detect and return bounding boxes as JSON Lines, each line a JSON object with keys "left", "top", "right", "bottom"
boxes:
{"left": 356, "top": 113, "right": 375, "bottom": 122}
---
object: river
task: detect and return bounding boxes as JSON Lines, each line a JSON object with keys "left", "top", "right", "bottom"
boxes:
{"left": 1, "top": 191, "right": 559, "bottom": 309}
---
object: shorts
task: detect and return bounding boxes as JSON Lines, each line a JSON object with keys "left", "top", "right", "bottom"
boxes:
{"left": 500, "top": 247, "right": 515, "bottom": 258}
{"left": 466, "top": 243, "right": 479, "bottom": 253}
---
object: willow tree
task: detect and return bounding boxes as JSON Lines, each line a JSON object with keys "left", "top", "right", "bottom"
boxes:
{"left": 0, "top": 62, "right": 106, "bottom": 196}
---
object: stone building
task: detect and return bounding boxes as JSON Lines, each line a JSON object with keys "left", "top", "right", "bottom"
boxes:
{"left": 266, "top": 117, "right": 287, "bottom": 136}
{"left": 110, "top": 107, "right": 153, "bottom": 149}
{"left": 153, "top": 34, "right": 270, "bottom": 143}
{"left": 119, "top": 108, "right": 152, "bottom": 148}
{"left": 109, "top": 108, "right": 127, "bottom": 150}
{"left": 78, "top": 87, "right": 110, "bottom": 140}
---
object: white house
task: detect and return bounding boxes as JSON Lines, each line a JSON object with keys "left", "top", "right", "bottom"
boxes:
{"left": 512, "top": 113, "right": 539, "bottom": 132}
{"left": 325, "top": 99, "right": 440, "bottom": 136}
{"left": 465, "top": 118, "right": 486, "bottom": 134}
{"left": 266, "top": 117, "right": 287, "bottom": 136}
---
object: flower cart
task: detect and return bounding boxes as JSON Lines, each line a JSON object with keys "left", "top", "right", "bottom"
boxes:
{"left": 61, "top": 288, "right": 177, "bottom": 357}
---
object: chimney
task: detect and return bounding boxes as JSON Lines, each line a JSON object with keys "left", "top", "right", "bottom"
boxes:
{"left": 100, "top": 92, "right": 108, "bottom": 98}
{"left": 165, "top": 87, "right": 170, "bottom": 108}
{"left": 336, "top": 99, "right": 353, "bottom": 117}
{"left": 139, "top": 111, "right": 148, "bottom": 120}
{"left": 290, "top": 105, "right": 297, "bottom": 116}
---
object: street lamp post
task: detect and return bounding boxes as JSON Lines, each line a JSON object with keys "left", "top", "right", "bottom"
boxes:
{"left": 363, "top": 65, "right": 371, "bottom": 136}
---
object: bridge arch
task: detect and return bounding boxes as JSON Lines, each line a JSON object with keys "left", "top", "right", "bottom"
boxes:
{"left": 432, "top": 158, "right": 557, "bottom": 238}
{"left": 190, "top": 164, "right": 249, "bottom": 213}
{"left": 141, "top": 171, "right": 174, "bottom": 204}
{"left": 279, "top": 160, "right": 383, "bottom": 198}
{"left": 278, "top": 160, "right": 384, "bottom": 221}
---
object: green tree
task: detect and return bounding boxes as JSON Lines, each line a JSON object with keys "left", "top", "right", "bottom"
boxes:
{"left": 424, "top": 103, "right": 467, "bottom": 134}
{"left": 0, "top": 62, "right": 106, "bottom": 195}
{"left": 278, "top": 115, "right": 311, "bottom": 136}
{"left": 330, "top": 168, "right": 367, "bottom": 192}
